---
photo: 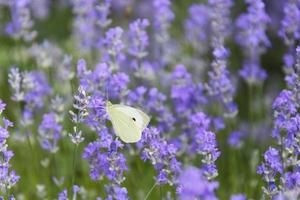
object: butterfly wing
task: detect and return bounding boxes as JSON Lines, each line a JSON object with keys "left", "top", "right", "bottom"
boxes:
{"left": 106, "top": 103, "right": 150, "bottom": 143}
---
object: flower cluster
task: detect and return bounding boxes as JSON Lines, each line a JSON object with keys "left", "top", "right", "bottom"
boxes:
{"left": 72, "top": 0, "right": 111, "bottom": 53}
{"left": 0, "top": 100, "right": 20, "bottom": 197}
{"left": 6, "top": 0, "right": 37, "bottom": 42}
{"left": 2, "top": 0, "right": 300, "bottom": 199}
{"left": 38, "top": 112, "right": 62, "bottom": 153}
{"left": 279, "top": 0, "right": 300, "bottom": 75}
{"left": 258, "top": 46, "right": 300, "bottom": 199}
{"left": 184, "top": 4, "right": 211, "bottom": 55}
{"left": 188, "top": 112, "right": 220, "bottom": 179}
{"left": 138, "top": 127, "right": 180, "bottom": 186}
{"left": 236, "top": 0, "right": 270, "bottom": 85}
{"left": 8, "top": 67, "right": 51, "bottom": 126}
{"left": 83, "top": 128, "right": 128, "bottom": 198}
{"left": 206, "top": 0, "right": 237, "bottom": 118}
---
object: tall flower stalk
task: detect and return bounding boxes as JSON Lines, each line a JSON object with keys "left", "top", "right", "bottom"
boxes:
{"left": 0, "top": 100, "right": 20, "bottom": 198}
{"left": 206, "top": 0, "right": 237, "bottom": 118}
{"left": 258, "top": 46, "right": 300, "bottom": 199}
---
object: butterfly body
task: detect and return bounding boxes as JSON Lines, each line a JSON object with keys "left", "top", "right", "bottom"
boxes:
{"left": 106, "top": 101, "right": 150, "bottom": 143}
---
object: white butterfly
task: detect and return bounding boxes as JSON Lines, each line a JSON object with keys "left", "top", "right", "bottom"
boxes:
{"left": 106, "top": 101, "right": 150, "bottom": 143}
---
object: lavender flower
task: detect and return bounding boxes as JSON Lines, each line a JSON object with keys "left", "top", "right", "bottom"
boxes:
{"left": 139, "top": 127, "right": 181, "bottom": 185}
{"left": 103, "top": 27, "right": 125, "bottom": 71}
{"left": 171, "top": 64, "right": 207, "bottom": 116}
{"left": 96, "top": 0, "right": 112, "bottom": 28}
{"left": 228, "top": 131, "right": 244, "bottom": 148}
{"left": 258, "top": 47, "right": 300, "bottom": 198}
{"left": 58, "top": 185, "right": 82, "bottom": 200}
{"left": 278, "top": 0, "right": 300, "bottom": 47}
{"left": 0, "top": 100, "right": 20, "bottom": 193}
{"left": 152, "top": 0, "right": 174, "bottom": 43}
{"left": 278, "top": 0, "right": 300, "bottom": 75}
{"left": 83, "top": 128, "right": 127, "bottom": 184}
{"left": 38, "top": 112, "right": 62, "bottom": 153}
{"left": 8, "top": 68, "right": 51, "bottom": 125}
{"left": 127, "top": 18, "right": 150, "bottom": 59}
{"left": 152, "top": 0, "right": 175, "bottom": 66}
{"left": 105, "top": 184, "right": 129, "bottom": 200}
{"left": 188, "top": 112, "right": 220, "bottom": 179}
{"left": 58, "top": 189, "right": 67, "bottom": 200}
{"left": 30, "top": 0, "right": 50, "bottom": 19}
{"left": 272, "top": 89, "right": 297, "bottom": 139}
{"left": 184, "top": 4, "right": 211, "bottom": 54}
{"left": 77, "top": 59, "right": 111, "bottom": 93}
{"left": 72, "top": 0, "right": 111, "bottom": 53}
{"left": 29, "top": 40, "right": 63, "bottom": 69}
{"left": 8, "top": 68, "right": 24, "bottom": 102}
{"left": 178, "top": 166, "right": 218, "bottom": 200}
{"left": 230, "top": 194, "right": 247, "bottom": 200}
{"left": 69, "top": 87, "right": 89, "bottom": 145}
{"left": 257, "top": 147, "right": 283, "bottom": 197}
{"left": 127, "top": 87, "right": 175, "bottom": 132}
{"left": 6, "top": 0, "right": 37, "bottom": 42}
{"left": 206, "top": 0, "right": 237, "bottom": 118}
{"left": 236, "top": 0, "right": 270, "bottom": 85}
{"left": 107, "top": 72, "right": 129, "bottom": 100}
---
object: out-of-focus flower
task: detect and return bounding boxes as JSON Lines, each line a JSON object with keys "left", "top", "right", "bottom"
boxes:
{"left": 184, "top": 4, "right": 211, "bottom": 54}
{"left": 171, "top": 64, "right": 207, "bottom": 116}
{"left": 236, "top": 0, "right": 270, "bottom": 85}
{"left": 38, "top": 112, "right": 62, "bottom": 153}
{"left": 178, "top": 166, "right": 218, "bottom": 200}
{"left": 30, "top": 0, "right": 51, "bottom": 19}
{"left": 9, "top": 67, "right": 51, "bottom": 126}
{"left": 58, "top": 185, "right": 82, "bottom": 200}
{"left": 72, "top": 0, "right": 111, "bottom": 53}
{"left": 228, "top": 131, "right": 244, "bottom": 148}
{"left": 29, "top": 40, "right": 62, "bottom": 69}
{"left": 127, "top": 18, "right": 149, "bottom": 59}
{"left": 152, "top": 0, "right": 174, "bottom": 43}
{"left": 279, "top": 0, "right": 300, "bottom": 75}
{"left": 6, "top": 0, "right": 37, "bottom": 42}
{"left": 230, "top": 194, "right": 247, "bottom": 200}
{"left": 152, "top": 0, "right": 175, "bottom": 66}
{"left": 103, "top": 27, "right": 125, "bottom": 71}
{"left": 206, "top": 0, "right": 237, "bottom": 118}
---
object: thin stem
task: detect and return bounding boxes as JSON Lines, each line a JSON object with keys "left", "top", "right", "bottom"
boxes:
{"left": 248, "top": 84, "right": 254, "bottom": 135}
{"left": 52, "top": 153, "right": 58, "bottom": 179}
{"left": 71, "top": 144, "right": 78, "bottom": 186}
{"left": 144, "top": 182, "right": 157, "bottom": 200}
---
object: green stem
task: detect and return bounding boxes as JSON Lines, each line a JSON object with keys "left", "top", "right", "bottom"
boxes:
{"left": 248, "top": 84, "right": 254, "bottom": 135}
{"left": 52, "top": 153, "right": 58, "bottom": 179}
{"left": 143, "top": 182, "right": 157, "bottom": 200}
{"left": 71, "top": 145, "right": 78, "bottom": 186}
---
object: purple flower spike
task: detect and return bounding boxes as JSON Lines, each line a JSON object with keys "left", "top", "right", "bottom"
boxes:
{"left": 0, "top": 99, "right": 20, "bottom": 193}
{"left": 128, "top": 18, "right": 150, "bottom": 59}
{"left": 6, "top": 0, "right": 37, "bottom": 42}
{"left": 206, "top": 0, "right": 237, "bottom": 118}
{"left": 236, "top": 0, "right": 270, "bottom": 85}
{"left": 139, "top": 127, "right": 181, "bottom": 186}
{"left": 38, "top": 112, "right": 62, "bottom": 153}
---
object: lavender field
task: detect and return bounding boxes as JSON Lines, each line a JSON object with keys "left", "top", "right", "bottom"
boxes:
{"left": 0, "top": 0, "right": 299, "bottom": 199}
